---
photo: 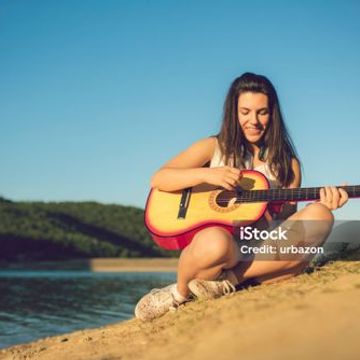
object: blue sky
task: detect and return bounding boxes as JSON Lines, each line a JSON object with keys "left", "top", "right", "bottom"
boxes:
{"left": 0, "top": 0, "right": 359, "bottom": 220}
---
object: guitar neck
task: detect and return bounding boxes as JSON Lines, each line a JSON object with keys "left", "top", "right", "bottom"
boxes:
{"left": 238, "top": 185, "right": 360, "bottom": 203}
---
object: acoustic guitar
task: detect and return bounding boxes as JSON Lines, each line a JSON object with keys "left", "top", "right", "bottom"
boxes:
{"left": 144, "top": 170, "right": 360, "bottom": 250}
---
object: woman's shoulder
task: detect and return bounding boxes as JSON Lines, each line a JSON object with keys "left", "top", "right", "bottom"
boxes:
{"left": 196, "top": 135, "right": 217, "bottom": 147}
{"left": 161, "top": 136, "right": 217, "bottom": 169}
{"left": 187, "top": 136, "right": 217, "bottom": 157}
{"left": 178, "top": 136, "right": 218, "bottom": 153}
{"left": 197, "top": 136, "right": 218, "bottom": 167}
{"left": 194, "top": 136, "right": 219, "bottom": 156}
{"left": 290, "top": 157, "right": 302, "bottom": 177}
{"left": 291, "top": 157, "right": 301, "bottom": 167}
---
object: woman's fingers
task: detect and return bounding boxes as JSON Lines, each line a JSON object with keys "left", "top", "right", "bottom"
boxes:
{"left": 223, "top": 171, "right": 243, "bottom": 190}
{"left": 222, "top": 168, "right": 242, "bottom": 189}
{"left": 227, "top": 167, "right": 242, "bottom": 181}
{"left": 339, "top": 182, "right": 349, "bottom": 207}
{"left": 319, "top": 187, "right": 326, "bottom": 204}
{"left": 320, "top": 185, "right": 349, "bottom": 210}
{"left": 330, "top": 186, "right": 340, "bottom": 209}
{"left": 320, "top": 186, "right": 332, "bottom": 209}
{"left": 323, "top": 186, "right": 338, "bottom": 210}
{"left": 221, "top": 181, "right": 233, "bottom": 190}
{"left": 224, "top": 166, "right": 241, "bottom": 176}
{"left": 211, "top": 166, "right": 242, "bottom": 190}
{"left": 224, "top": 178, "right": 236, "bottom": 189}
{"left": 338, "top": 183, "right": 349, "bottom": 208}
{"left": 224, "top": 176, "right": 240, "bottom": 189}
{"left": 338, "top": 188, "right": 349, "bottom": 208}
{"left": 227, "top": 173, "right": 241, "bottom": 184}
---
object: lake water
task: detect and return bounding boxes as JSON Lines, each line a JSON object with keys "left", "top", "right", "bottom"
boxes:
{"left": 0, "top": 270, "right": 176, "bottom": 349}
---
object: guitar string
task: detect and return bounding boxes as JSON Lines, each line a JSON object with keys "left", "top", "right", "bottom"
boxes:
{"left": 214, "top": 185, "right": 360, "bottom": 204}
{"left": 216, "top": 190, "right": 360, "bottom": 202}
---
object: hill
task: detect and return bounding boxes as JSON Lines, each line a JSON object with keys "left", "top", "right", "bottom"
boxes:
{"left": 0, "top": 196, "right": 177, "bottom": 261}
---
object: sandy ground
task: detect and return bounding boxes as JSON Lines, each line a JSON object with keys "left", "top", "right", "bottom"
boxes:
{"left": 1, "top": 255, "right": 360, "bottom": 360}
{"left": 89, "top": 258, "right": 178, "bottom": 272}
{"left": 0, "top": 258, "right": 178, "bottom": 272}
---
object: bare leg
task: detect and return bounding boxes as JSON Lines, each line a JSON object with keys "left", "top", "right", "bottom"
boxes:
{"left": 176, "top": 226, "right": 242, "bottom": 297}
{"left": 176, "top": 203, "right": 334, "bottom": 297}
{"left": 232, "top": 203, "right": 334, "bottom": 284}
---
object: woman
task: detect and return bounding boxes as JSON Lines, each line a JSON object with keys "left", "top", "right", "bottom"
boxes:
{"left": 135, "top": 72, "right": 348, "bottom": 321}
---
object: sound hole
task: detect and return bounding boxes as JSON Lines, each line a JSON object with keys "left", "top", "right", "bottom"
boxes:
{"left": 215, "top": 190, "right": 238, "bottom": 208}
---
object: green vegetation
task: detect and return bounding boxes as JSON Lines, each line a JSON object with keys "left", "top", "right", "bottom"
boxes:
{"left": 0, "top": 196, "right": 178, "bottom": 261}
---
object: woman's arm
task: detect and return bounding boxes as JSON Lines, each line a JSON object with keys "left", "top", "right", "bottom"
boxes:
{"left": 150, "top": 137, "right": 215, "bottom": 191}
{"left": 151, "top": 137, "right": 242, "bottom": 192}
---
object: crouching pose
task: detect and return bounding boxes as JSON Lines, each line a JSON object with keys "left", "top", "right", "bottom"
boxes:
{"left": 135, "top": 72, "right": 348, "bottom": 321}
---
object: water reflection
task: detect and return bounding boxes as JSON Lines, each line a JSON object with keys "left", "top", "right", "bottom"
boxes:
{"left": 0, "top": 271, "right": 176, "bottom": 348}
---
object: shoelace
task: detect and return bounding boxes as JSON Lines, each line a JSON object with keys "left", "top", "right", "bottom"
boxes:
{"left": 221, "top": 280, "right": 236, "bottom": 295}
{"left": 149, "top": 287, "right": 183, "bottom": 308}
{"left": 169, "top": 295, "right": 182, "bottom": 312}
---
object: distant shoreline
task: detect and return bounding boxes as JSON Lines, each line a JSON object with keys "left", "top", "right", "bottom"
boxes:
{"left": 0, "top": 258, "right": 178, "bottom": 272}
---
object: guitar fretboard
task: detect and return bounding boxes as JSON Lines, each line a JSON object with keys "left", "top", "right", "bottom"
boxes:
{"left": 236, "top": 185, "right": 360, "bottom": 203}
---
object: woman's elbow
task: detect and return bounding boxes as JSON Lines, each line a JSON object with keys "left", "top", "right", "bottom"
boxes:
{"left": 150, "top": 169, "right": 165, "bottom": 189}
{"left": 150, "top": 173, "right": 159, "bottom": 189}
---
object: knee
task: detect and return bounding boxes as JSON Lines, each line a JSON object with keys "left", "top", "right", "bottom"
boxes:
{"left": 190, "top": 227, "right": 233, "bottom": 262}
{"left": 304, "top": 203, "right": 334, "bottom": 225}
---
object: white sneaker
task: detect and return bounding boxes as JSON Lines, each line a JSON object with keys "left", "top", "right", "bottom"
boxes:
{"left": 134, "top": 283, "right": 190, "bottom": 322}
{"left": 188, "top": 270, "right": 237, "bottom": 300}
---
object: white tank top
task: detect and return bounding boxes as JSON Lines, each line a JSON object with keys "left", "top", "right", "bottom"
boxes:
{"left": 209, "top": 138, "right": 281, "bottom": 189}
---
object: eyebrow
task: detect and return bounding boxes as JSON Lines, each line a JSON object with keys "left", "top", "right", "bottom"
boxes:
{"left": 239, "top": 107, "right": 269, "bottom": 111}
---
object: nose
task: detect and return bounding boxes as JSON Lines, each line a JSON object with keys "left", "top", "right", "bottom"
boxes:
{"left": 249, "top": 111, "right": 259, "bottom": 125}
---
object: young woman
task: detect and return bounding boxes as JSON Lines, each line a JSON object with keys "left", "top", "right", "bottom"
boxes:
{"left": 135, "top": 72, "right": 348, "bottom": 321}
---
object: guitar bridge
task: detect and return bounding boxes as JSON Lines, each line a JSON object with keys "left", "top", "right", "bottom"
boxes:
{"left": 177, "top": 187, "right": 192, "bottom": 219}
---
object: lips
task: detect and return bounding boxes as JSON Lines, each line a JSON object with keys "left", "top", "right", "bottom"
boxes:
{"left": 246, "top": 128, "right": 262, "bottom": 134}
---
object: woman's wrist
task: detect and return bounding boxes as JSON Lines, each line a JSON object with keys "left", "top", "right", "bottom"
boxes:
{"left": 197, "top": 167, "right": 210, "bottom": 184}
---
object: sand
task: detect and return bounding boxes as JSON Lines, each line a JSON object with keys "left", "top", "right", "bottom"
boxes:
{"left": 1, "top": 256, "right": 360, "bottom": 360}
{"left": 0, "top": 258, "right": 178, "bottom": 272}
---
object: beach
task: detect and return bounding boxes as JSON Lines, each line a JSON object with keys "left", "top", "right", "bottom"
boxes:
{"left": 0, "top": 258, "right": 178, "bottom": 272}
{"left": 1, "top": 256, "right": 359, "bottom": 360}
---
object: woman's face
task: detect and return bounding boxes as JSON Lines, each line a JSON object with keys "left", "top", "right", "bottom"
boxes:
{"left": 237, "top": 91, "right": 270, "bottom": 144}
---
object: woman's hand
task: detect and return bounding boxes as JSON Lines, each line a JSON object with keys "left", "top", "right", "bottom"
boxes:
{"left": 203, "top": 166, "right": 242, "bottom": 190}
{"left": 317, "top": 184, "right": 349, "bottom": 211}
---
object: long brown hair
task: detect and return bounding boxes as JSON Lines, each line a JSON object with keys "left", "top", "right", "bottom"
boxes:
{"left": 216, "top": 72, "right": 300, "bottom": 187}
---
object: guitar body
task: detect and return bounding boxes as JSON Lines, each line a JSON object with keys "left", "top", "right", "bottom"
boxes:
{"left": 144, "top": 170, "right": 270, "bottom": 250}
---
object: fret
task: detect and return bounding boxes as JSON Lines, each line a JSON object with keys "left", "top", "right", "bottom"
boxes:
{"left": 349, "top": 186, "right": 354, "bottom": 197}
{"left": 352, "top": 186, "right": 357, "bottom": 197}
{"left": 273, "top": 188, "right": 277, "bottom": 201}
{"left": 235, "top": 184, "right": 360, "bottom": 204}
